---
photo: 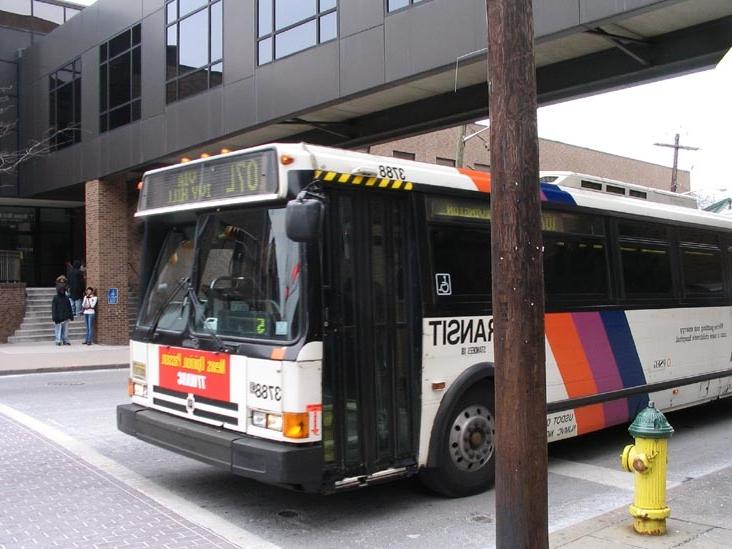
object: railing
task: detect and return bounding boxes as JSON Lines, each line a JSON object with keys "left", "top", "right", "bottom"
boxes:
{"left": 0, "top": 250, "right": 21, "bottom": 282}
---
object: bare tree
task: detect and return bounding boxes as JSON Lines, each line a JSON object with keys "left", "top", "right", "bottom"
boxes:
{"left": 0, "top": 85, "right": 62, "bottom": 179}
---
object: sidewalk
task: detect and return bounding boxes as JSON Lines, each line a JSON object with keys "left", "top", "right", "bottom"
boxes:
{"left": 0, "top": 341, "right": 129, "bottom": 375}
{"left": 0, "top": 409, "right": 243, "bottom": 549}
{"left": 550, "top": 466, "right": 731, "bottom": 548}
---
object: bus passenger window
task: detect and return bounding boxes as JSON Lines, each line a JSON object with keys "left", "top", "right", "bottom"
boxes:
{"left": 681, "top": 249, "right": 723, "bottom": 295}
{"left": 679, "top": 229, "right": 723, "bottom": 296}
{"left": 429, "top": 227, "right": 491, "bottom": 299}
{"left": 620, "top": 245, "right": 673, "bottom": 296}
{"left": 544, "top": 237, "right": 608, "bottom": 298}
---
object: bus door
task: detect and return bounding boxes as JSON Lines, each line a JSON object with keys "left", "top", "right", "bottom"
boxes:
{"left": 322, "top": 189, "right": 419, "bottom": 481}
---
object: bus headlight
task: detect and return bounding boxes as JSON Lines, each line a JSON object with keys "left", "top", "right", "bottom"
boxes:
{"left": 129, "top": 361, "right": 148, "bottom": 398}
{"left": 132, "top": 361, "right": 147, "bottom": 381}
{"left": 251, "top": 410, "right": 283, "bottom": 431}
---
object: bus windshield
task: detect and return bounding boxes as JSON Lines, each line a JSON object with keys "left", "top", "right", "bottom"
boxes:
{"left": 193, "top": 207, "right": 301, "bottom": 341}
{"left": 138, "top": 227, "right": 195, "bottom": 332}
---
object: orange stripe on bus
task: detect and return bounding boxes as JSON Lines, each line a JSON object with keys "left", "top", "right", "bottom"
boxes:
{"left": 458, "top": 168, "right": 491, "bottom": 193}
{"left": 545, "top": 313, "right": 605, "bottom": 435}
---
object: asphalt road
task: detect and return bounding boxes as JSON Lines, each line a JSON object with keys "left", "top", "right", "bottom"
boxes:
{"left": 1, "top": 369, "right": 731, "bottom": 548}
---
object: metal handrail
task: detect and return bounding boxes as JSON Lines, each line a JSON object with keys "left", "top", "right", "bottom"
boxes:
{"left": 0, "top": 250, "right": 21, "bottom": 282}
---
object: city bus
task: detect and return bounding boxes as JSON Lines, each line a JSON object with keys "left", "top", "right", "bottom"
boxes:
{"left": 117, "top": 144, "right": 732, "bottom": 497}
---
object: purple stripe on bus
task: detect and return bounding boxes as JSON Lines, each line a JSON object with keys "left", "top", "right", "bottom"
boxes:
{"left": 572, "top": 311, "right": 628, "bottom": 426}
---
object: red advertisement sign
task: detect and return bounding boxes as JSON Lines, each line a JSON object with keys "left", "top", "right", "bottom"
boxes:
{"left": 158, "top": 347, "right": 230, "bottom": 401}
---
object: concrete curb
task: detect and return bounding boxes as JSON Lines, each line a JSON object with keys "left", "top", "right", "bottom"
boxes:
{"left": 0, "top": 364, "right": 128, "bottom": 377}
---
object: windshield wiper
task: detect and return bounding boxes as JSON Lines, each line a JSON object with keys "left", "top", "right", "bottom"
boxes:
{"left": 145, "top": 276, "right": 189, "bottom": 341}
{"left": 185, "top": 284, "right": 230, "bottom": 353}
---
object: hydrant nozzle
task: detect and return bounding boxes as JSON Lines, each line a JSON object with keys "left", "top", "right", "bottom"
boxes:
{"left": 619, "top": 401, "right": 674, "bottom": 536}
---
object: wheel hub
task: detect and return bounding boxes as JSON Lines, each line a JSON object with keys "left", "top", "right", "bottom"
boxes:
{"left": 449, "top": 404, "right": 495, "bottom": 472}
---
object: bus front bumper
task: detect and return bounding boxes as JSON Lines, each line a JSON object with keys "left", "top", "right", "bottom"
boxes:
{"left": 117, "top": 403, "right": 323, "bottom": 491}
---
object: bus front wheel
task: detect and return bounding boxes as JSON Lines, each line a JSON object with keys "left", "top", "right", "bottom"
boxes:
{"left": 420, "top": 384, "right": 496, "bottom": 497}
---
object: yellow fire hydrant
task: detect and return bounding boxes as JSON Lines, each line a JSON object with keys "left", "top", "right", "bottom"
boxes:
{"left": 620, "top": 400, "right": 674, "bottom": 535}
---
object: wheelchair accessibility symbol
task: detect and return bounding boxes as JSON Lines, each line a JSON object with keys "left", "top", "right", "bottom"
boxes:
{"left": 435, "top": 273, "right": 452, "bottom": 296}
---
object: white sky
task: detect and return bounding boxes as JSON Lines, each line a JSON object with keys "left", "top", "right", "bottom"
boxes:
{"left": 66, "top": 1, "right": 731, "bottom": 195}
{"left": 537, "top": 48, "right": 732, "bottom": 195}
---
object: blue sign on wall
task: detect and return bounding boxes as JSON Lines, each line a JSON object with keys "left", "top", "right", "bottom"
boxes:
{"left": 107, "top": 287, "right": 119, "bottom": 305}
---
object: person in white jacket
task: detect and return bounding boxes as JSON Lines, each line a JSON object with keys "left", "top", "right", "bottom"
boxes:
{"left": 82, "top": 287, "right": 98, "bottom": 345}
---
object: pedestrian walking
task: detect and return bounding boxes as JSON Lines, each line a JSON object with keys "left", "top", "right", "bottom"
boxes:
{"left": 51, "top": 283, "right": 73, "bottom": 345}
{"left": 81, "top": 287, "right": 97, "bottom": 345}
{"left": 68, "top": 260, "right": 85, "bottom": 316}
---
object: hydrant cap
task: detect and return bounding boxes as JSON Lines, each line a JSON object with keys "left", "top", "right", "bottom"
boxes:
{"left": 628, "top": 401, "right": 674, "bottom": 439}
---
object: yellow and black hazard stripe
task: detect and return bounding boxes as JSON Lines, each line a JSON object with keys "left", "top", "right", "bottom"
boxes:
{"left": 314, "top": 170, "right": 414, "bottom": 191}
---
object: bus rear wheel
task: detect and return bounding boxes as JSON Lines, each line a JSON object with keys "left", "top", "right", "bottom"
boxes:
{"left": 420, "top": 384, "right": 496, "bottom": 497}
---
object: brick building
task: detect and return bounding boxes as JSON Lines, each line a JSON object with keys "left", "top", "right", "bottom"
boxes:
{"left": 369, "top": 124, "right": 690, "bottom": 193}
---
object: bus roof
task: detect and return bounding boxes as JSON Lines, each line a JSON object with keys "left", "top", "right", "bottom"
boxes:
{"left": 138, "top": 143, "right": 732, "bottom": 232}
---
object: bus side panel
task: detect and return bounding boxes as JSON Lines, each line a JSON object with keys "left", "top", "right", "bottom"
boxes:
{"left": 629, "top": 306, "right": 732, "bottom": 411}
{"left": 419, "top": 316, "right": 494, "bottom": 466}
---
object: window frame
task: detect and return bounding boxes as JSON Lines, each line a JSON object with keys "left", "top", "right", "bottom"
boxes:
{"left": 385, "top": 0, "right": 427, "bottom": 14}
{"left": 48, "top": 58, "right": 82, "bottom": 151}
{"left": 99, "top": 23, "right": 142, "bottom": 133}
{"left": 424, "top": 195, "right": 492, "bottom": 306}
{"left": 165, "top": 0, "right": 223, "bottom": 104}
{"left": 256, "top": 0, "right": 337, "bottom": 65}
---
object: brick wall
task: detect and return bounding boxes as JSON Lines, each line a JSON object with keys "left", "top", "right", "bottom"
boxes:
{"left": 0, "top": 283, "right": 25, "bottom": 343}
{"left": 85, "top": 179, "right": 129, "bottom": 345}
{"left": 127, "top": 190, "right": 143, "bottom": 291}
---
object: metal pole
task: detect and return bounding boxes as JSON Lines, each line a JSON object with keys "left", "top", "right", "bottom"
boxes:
{"left": 487, "top": 1, "right": 548, "bottom": 547}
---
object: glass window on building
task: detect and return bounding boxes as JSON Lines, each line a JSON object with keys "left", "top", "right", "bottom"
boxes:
{"left": 166, "top": 0, "right": 223, "bottom": 103}
{"left": 387, "top": 0, "right": 425, "bottom": 13}
{"left": 32, "top": 0, "right": 63, "bottom": 24}
{"left": 49, "top": 58, "right": 81, "bottom": 150}
{"left": 257, "top": 0, "right": 337, "bottom": 65}
{"left": 100, "top": 24, "right": 142, "bottom": 132}
{"left": 0, "top": 0, "right": 31, "bottom": 16}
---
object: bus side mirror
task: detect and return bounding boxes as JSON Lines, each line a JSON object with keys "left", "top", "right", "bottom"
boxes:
{"left": 286, "top": 197, "right": 323, "bottom": 242}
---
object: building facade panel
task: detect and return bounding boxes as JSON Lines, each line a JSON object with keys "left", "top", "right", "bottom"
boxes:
{"left": 254, "top": 40, "right": 340, "bottom": 123}
{"left": 142, "top": 0, "right": 164, "bottom": 18}
{"left": 222, "top": 76, "right": 256, "bottom": 135}
{"left": 139, "top": 113, "right": 166, "bottom": 163}
{"left": 383, "top": 0, "right": 487, "bottom": 83}
{"left": 533, "top": 0, "right": 580, "bottom": 38}
{"left": 222, "top": 0, "right": 255, "bottom": 85}
{"left": 141, "top": 7, "right": 165, "bottom": 119}
{"left": 164, "top": 84, "right": 223, "bottom": 152}
{"left": 339, "top": 0, "right": 384, "bottom": 39}
{"left": 579, "top": 0, "right": 665, "bottom": 25}
{"left": 339, "top": 25, "right": 385, "bottom": 97}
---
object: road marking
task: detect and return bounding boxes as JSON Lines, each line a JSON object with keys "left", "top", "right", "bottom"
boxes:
{"left": 0, "top": 402, "right": 279, "bottom": 549}
{"left": 548, "top": 457, "right": 681, "bottom": 490}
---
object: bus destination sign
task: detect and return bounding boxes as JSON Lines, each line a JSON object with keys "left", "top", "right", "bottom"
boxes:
{"left": 139, "top": 150, "right": 278, "bottom": 212}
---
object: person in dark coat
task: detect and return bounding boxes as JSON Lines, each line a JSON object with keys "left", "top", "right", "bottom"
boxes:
{"left": 68, "top": 260, "right": 85, "bottom": 316}
{"left": 52, "top": 283, "right": 73, "bottom": 345}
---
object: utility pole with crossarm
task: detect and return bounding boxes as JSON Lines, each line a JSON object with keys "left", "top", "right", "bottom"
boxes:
{"left": 654, "top": 133, "right": 699, "bottom": 193}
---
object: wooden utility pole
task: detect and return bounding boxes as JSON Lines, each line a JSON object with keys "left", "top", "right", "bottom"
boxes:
{"left": 487, "top": 1, "right": 548, "bottom": 548}
{"left": 654, "top": 133, "right": 699, "bottom": 192}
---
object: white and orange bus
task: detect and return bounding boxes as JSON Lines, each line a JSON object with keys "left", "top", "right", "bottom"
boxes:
{"left": 118, "top": 144, "right": 732, "bottom": 497}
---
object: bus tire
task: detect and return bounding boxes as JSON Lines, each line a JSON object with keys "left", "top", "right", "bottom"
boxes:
{"left": 419, "top": 383, "right": 496, "bottom": 498}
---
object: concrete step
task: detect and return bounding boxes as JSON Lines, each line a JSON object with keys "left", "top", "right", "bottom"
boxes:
{"left": 7, "top": 334, "right": 88, "bottom": 343}
{"left": 12, "top": 326, "right": 86, "bottom": 337}
{"left": 20, "top": 318, "right": 86, "bottom": 329}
